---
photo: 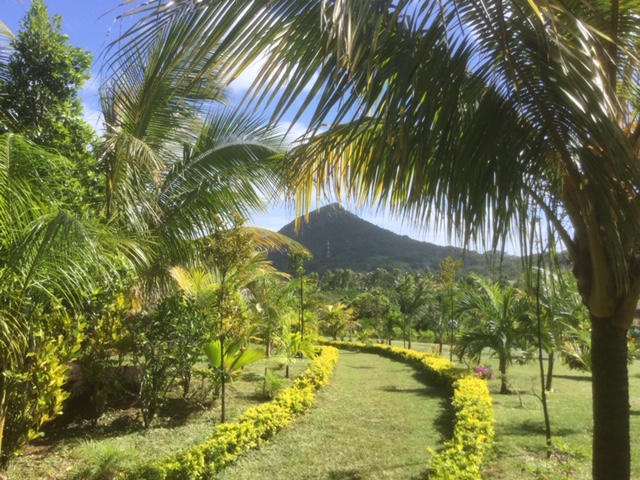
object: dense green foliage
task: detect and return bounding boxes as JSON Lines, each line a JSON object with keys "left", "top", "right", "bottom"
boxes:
{"left": 0, "top": 0, "right": 98, "bottom": 204}
{"left": 110, "top": 0, "right": 640, "bottom": 475}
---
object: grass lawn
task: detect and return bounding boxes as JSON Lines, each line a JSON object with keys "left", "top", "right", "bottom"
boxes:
{"left": 211, "top": 349, "right": 449, "bottom": 480}
{"left": 369, "top": 340, "right": 640, "bottom": 479}
{"left": 481, "top": 355, "right": 640, "bottom": 479}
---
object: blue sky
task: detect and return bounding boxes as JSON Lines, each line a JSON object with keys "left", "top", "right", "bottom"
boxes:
{"left": 1, "top": 0, "right": 513, "bottom": 253}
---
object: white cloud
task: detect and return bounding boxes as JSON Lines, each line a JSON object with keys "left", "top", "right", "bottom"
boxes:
{"left": 228, "top": 54, "right": 318, "bottom": 97}
{"left": 279, "top": 120, "right": 309, "bottom": 146}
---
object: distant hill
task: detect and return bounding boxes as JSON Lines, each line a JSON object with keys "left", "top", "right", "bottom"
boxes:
{"left": 269, "top": 203, "right": 521, "bottom": 276}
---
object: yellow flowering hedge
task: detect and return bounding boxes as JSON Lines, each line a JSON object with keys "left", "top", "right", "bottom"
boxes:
{"left": 120, "top": 346, "right": 339, "bottom": 480}
{"left": 321, "top": 340, "right": 494, "bottom": 480}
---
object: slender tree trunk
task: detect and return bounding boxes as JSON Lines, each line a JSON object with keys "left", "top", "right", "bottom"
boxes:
{"left": 499, "top": 356, "right": 509, "bottom": 394}
{"left": 220, "top": 338, "right": 226, "bottom": 424}
{"left": 545, "top": 351, "right": 555, "bottom": 392}
{"left": 591, "top": 316, "right": 629, "bottom": 480}
{"left": 449, "top": 287, "right": 454, "bottom": 361}
{"left": 300, "top": 278, "right": 304, "bottom": 341}
{"left": 266, "top": 331, "right": 271, "bottom": 358}
{"left": 535, "top": 271, "right": 552, "bottom": 457}
{"left": 285, "top": 364, "right": 290, "bottom": 379}
{"left": 0, "top": 384, "right": 7, "bottom": 468}
{"left": 408, "top": 326, "right": 412, "bottom": 350}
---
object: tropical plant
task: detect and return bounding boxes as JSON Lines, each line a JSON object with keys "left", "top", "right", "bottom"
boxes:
{"left": 99, "top": 14, "right": 288, "bottom": 304}
{"left": 275, "top": 327, "right": 317, "bottom": 378}
{"left": 247, "top": 275, "right": 295, "bottom": 357}
{"left": 560, "top": 323, "right": 593, "bottom": 373}
{"left": 533, "top": 268, "right": 587, "bottom": 390}
{"left": 171, "top": 219, "right": 287, "bottom": 422}
{"left": 201, "top": 338, "right": 265, "bottom": 396}
{"left": 395, "top": 273, "right": 433, "bottom": 350}
{"left": 318, "top": 303, "right": 357, "bottom": 341}
{"left": 351, "top": 291, "right": 391, "bottom": 343}
{"left": 288, "top": 248, "right": 313, "bottom": 340}
{"left": 128, "top": 296, "right": 187, "bottom": 428}
{"left": 439, "top": 257, "right": 463, "bottom": 360}
{"left": 0, "top": 133, "right": 131, "bottom": 466}
{"left": 456, "top": 277, "right": 533, "bottom": 394}
{"left": 0, "top": 1, "right": 96, "bottom": 179}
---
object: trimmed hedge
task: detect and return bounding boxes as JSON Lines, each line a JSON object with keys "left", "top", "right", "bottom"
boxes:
{"left": 119, "top": 346, "right": 339, "bottom": 480}
{"left": 321, "top": 340, "right": 494, "bottom": 480}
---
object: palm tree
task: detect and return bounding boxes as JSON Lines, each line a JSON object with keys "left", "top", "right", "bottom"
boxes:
{"left": 534, "top": 268, "right": 587, "bottom": 391}
{"left": 114, "top": 1, "right": 640, "bottom": 477}
{"left": 274, "top": 324, "right": 317, "bottom": 378}
{"left": 99, "top": 16, "right": 288, "bottom": 303}
{"left": 456, "top": 278, "right": 533, "bottom": 394}
{"left": 247, "top": 275, "right": 295, "bottom": 357}
{"left": 318, "top": 303, "right": 357, "bottom": 341}
{"left": 395, "top": 273, "right": 432, "bottom": 350}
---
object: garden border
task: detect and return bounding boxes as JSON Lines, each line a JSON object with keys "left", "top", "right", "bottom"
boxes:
{"left": 320, "top": 340, "right": 495, "bottom": 480}
{"left": 119, "top": 346, "right": 339, "bottom": 480}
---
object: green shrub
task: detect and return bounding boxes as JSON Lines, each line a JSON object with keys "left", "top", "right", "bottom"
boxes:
{"left": 70, "top": 440, "right": 133, "bottom": 480}
{"left": 1, "top": 312, "right": 83, "bottom": 467}
{"left": 260, "top": 369, "right": 287, "bottom": 399}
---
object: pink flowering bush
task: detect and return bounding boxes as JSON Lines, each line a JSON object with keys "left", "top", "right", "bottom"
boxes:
{"left": 473, "top": 365, "right": 495, "bottom": 380}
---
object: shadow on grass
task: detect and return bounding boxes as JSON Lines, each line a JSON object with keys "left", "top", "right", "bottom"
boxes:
{"left": 327, "top": 469, "right": 365, "bottom": 479}
{"left": 630, "top": 410, "right": 640, "bottom": 416}
{"left": 502, "top": 419, "right": 580, "bottom": 437}
{"left": 241, "top": 372, "right": 265, "bottom": 382}
{"left": 345, "top": 365, "right": 375, "bottom": 369}
{"left": 553, "top": 374, "right": 592, "bottom": 382}
{"left": 38, "top": 409, "right": 145, "bottom": 447}
{"left": 327, "top": 461, "right": 432, "bottom": 480}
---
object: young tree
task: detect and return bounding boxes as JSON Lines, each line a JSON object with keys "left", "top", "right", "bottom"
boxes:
{"left": 351, "top": 291, "right": 391, "bottom": 342}
{"left": 457, "top": 277, "right": 533, "bottom": 394}
{"left": 318, "top": 303, "right": 357, "bottom": 341}
{"left": 395, "top": 274, "right": 432, "bottom": 350}
{"left": 439, "top": 257, "right": 463, "bottom": 360}
{"left": 288, "top": 248, "right": 313, "bottom": 340}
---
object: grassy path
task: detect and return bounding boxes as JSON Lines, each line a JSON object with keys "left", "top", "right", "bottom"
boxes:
{"left": 212, "top": 349, "right": 449, "bottom": 480}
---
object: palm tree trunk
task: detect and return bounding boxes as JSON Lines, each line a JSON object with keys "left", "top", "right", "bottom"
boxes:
{"left": 266, "top": 331, "right": 271, "bottom": 358}
{"left": 499, "top": 356, "right": 509, "bottom": 394}
{"left": 545, "top": 351, "right": 555, "bottom": 392}
{"left": 591, "top": 315, "right": 629, "bottom": 480}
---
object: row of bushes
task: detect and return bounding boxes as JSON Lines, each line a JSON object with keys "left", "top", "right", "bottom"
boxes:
{"left": 321, "top": 340, "right": 495, "bottom": 480}
{"left": 119, "top": 346, "right": 339, "bottom": 480}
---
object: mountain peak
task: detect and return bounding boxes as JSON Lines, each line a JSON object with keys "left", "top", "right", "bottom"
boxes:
{"left": 271, "top": 204, "right": 477, "bottom": 274}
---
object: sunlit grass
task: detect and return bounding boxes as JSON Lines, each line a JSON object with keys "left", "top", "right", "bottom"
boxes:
{"left": 211, "top": 349, "right": 449, "bottom": 480}
{"left": 481, "top": 356, "right": 640, "bottom": 479}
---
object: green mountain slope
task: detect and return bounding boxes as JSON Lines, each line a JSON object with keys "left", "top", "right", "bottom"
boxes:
{"left": 269, "top": 203, "right": 520, "bottom": 276}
